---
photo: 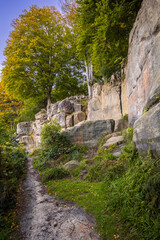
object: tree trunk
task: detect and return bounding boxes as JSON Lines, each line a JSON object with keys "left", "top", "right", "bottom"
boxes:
{"left": 85, "top": 61, "right": 93, "bottom": 99}
{"left": 47, "top": 89, "right": 51, "bottom": 106}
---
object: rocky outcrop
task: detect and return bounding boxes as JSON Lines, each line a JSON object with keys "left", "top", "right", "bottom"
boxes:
{"left": 126, "top": 0, "right": 160, "bottom": 125}
{"left": 17, "top": 96, "right": 87, "bottom": 152}
{"left": 133, "top": 103, "right": 160, "bottom": 157}
{"left": 88, "top": 80, "right": 123, "bottom": 121}
{"left": 47, "top": 96, "right": 87, "bottom": 127}
{"left": 63, "top": 120, "right": 115, "bottom": 147}
{"left": 126, "top": 0, "right": 160, "bottom": 156}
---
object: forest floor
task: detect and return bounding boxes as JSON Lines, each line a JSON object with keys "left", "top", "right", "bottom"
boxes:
{"left": 17, "top": 158, "right": 101, "bottom": 240}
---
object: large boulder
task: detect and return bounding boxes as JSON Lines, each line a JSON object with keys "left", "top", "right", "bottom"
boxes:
{"left": 133, "top": 102, "right": 160, "bottom": 156}
{"left": 35, "top": 109, "right": 47, "bottom": 121}
{"left": 63, "top": 120, "right": 115, "bottom": 147}
{"left": 52, "top": 112, "right": 66, "bottom": 128}
{"left": 66, "top": 115, "right": 74, "bottom": 128}
{"left": 126, "top": 0, "right": 160, "bottom": 124}
{"left": 47, "top": 102, "right": 59, "bottom": 120}
{"left": 58, "top": 99, "right": 74, "bottom": 114}
{"left": 17, "top": 122, "right": 33, "bottom": 136}
{"left": 74, "top": 111, "right": 86, "bottom": 125}
{"left": 114, "top": 118, "right": 128, "bottom": 132}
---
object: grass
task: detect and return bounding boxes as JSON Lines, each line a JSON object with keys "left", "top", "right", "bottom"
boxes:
{"left": 33, "top": 128, "right": 160, "bottom": 240}
{"left": 46, "top": 179, "right": 117, "bottom": 239}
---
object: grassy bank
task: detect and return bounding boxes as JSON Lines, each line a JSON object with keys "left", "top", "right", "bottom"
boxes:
{"left": 32, "top": 122, "right": 160, "bottom": 239}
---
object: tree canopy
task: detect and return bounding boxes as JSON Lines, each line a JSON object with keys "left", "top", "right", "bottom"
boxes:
{"left": 2, "top": 5, "right": 86, "bottom": 106}
{"left": 75, "top": 0, "right": 143, "bottom": 80}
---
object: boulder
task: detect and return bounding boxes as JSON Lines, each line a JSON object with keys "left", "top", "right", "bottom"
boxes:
{"left": 103, "top": 136, "right": 123, "bottom": 148}
{"left": 64, "top": 160, "right": 79, "bottom": 172}
{"left": 74, "top": 111, "right": 86, "bottom": 125}
{"left": 58, "top": 99, "right": 74, "bottom": 114}
{"left": 66, "top": 115, "right": 74, "bottom": 128}
{"left": 114, "top": 118, "right": 128, "bottom": 132}
{"left": 35, "top": 109, "right": 47, "bottom": 121}
{"left": 17, "top": 122, "right": 33, "bottom": 136}
{"left": 74, "top": 103, "right": 82, "bottom": 112}
{"left": 133, "top": 102, "right": 160, "bottom": 156}
{"left": 47, "top": 102, "right": 59, "bottom": 120}
{"left": 52, "top": 112, "right": 66, "bottom": 128}
{"left": 63, "top": 119, "right": 115, "bottom": 147}
{"left": 113, "top": 144, "right": 126, "bottom": 158}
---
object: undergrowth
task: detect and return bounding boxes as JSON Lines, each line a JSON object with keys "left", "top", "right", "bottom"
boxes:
{"left": 32, "top": 124, "right": 160, "bottom": 240}
{"left": 0, "top": 143, "right": 27, "bottom": 240}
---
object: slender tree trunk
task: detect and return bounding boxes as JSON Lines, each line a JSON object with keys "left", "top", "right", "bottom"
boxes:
{"left": 85, "top": 61, "right": 93, "bottom": 99}
{"left": 47, "top": 89, "right": 51, "bottom": 106}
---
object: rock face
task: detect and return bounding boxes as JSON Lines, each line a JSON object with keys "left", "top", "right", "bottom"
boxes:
{"left": 17, "top": 109, "right": 48, "bottom": 152}
{"left": 88, "top": 82, "right": 122, "bottom": 121}
{"left": 63, "top": 120, "right": 115, "bottom": 147}
{"left": 133, "top": 103, "right": 160, "bottom": 156}
{"left": 126, "top": 0, "right": 160, "bottom": 125}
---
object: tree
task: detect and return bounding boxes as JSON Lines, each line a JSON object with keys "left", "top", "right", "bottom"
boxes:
{"left": 2, "top": 5, "right": 86, "bottom": 106}
{"left": 0, "top": 83, "right": 21, "bottom": 128}
{"left": 75, "top": 0, "right": 143, "bottom": 80}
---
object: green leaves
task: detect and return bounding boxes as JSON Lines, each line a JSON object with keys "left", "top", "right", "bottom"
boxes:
{"left": 2, "top": 5, "right": 86, "bottom": 105}
{"left": 75, "top": 0, "right": 143, "bottom": 79}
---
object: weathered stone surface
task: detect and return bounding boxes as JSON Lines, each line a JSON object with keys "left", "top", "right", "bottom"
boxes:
{"left": 74, "top": 111, "right": 86, "bottom": 125}
{"left": 103, "top": 136, "right": 123, "bottom": 148}
{"left": 114, "top": 118, "right": 128, "bottom": 132}
{"left": 126, "top": 0, "right": 160, "bottom": 124}
{"left": 74, "top": 103, "right": 82, "bottom": 112}
{"left": 52, "top": 112, "right": 66, "bottom": 128}
{"left": 66, "top": 115, "right": 74, "bottom": 128}
{"left": 64, "top": 160, "right": 79, "bottom": 172}
{"left": 35, "top": 109, "right": 47, "bottom": 121}
{"left": 58, "top": 99, "right": 74, "bottom": 114}
{"left": 133, "top": 102, "right": 160, "bottom": 156}
{"left": 121, "top": 77, "right": 128, "bottom": 115}
{"left": 63, "top": 120, "right": 115, "bottom": 147}
{"left": 88, "top": 83, "right": 122, "bottom": 121}
{"left": 47, "top": 102, "right": 59, "bottom": 120}
{"left": 17, "top": 122, "right": 33, "bottom": 136}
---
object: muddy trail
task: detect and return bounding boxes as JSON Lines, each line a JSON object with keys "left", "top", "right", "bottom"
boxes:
{"left": 19, "top": 158, "right": 101, "bottom": 240}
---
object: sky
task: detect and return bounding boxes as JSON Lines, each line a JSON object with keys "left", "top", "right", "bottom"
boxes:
{"left": 0, "top": 0, "right": 62, "bottom": 74}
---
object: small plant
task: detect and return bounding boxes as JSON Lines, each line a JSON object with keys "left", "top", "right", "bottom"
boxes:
{"left": 122, "top": 114, "right": 128, "bottom": 120}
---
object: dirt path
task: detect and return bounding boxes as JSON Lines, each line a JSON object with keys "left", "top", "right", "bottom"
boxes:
{"left": 19, "top": 158, "right": 101, "bottom": 240}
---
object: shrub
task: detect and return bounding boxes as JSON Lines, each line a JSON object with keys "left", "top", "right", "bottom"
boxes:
{"left": 40, "top": 120, "right": 72, "bottom": 161}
